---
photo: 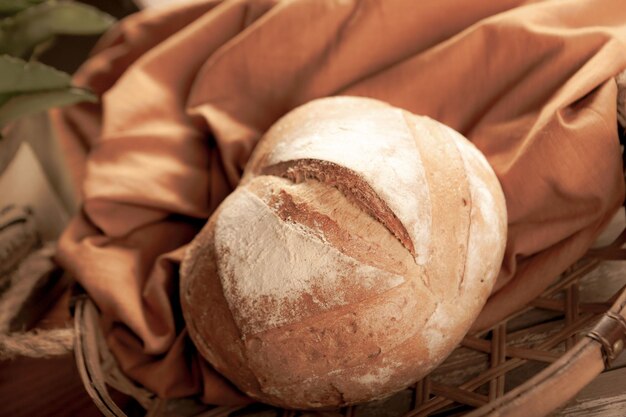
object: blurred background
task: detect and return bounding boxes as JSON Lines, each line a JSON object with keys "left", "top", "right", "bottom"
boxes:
{"left": 40, "top": 0, "right": 137, "bottom": 73}
{"left": 0, "top": 2, "right": 146, "bottom": 416}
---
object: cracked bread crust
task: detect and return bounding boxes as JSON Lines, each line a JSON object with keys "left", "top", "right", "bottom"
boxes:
{"left": 181, "top": 96, "right": 507, "bottom": 409}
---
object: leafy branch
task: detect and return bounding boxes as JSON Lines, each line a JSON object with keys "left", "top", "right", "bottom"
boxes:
{"left": 0, "top": 0, "right": 114, "bottom": 134}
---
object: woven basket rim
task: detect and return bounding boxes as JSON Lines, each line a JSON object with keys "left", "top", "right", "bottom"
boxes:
{"left": 72, "top": 235, "right": 626, "bottom": 417}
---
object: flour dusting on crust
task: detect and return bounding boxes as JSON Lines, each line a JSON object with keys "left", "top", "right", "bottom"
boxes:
{"left": 265, "top": 97, "right": 432, "bottom": 264}
{"left": 214, "top": 187, "right": 406, "bottom": 336}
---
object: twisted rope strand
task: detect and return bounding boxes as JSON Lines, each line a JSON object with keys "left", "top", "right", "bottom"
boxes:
{"left": 0, "top": 243, "right": 75, "bottom": 359}
{"left": 0, "top": 328, "right": 74, "bottom": 360}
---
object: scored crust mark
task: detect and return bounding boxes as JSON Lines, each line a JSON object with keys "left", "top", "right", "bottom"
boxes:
{"left": 180, "top": 220, "right": 266, "bottom": 394}
{"left": 400, "top": 111, "right": 473, "bottom": 294}
{"left": 262, "top": 159, "right": 416, "bottom": 258}
{"left": 213, "top": 187, "right": 408, "bottom": 337}
{"left": 409, "top": 115, "right": 473, "bottom": 292}
{"left": 256, "top": 184, "right": 410, "bottom": 277}
{"left": 446, "top": 128, "right": 507, "bottom": 293}
{"left": 453, "top": 142, "right": 473, "bottom": 292}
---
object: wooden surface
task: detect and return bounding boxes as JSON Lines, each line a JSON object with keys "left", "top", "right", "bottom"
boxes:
{"left": 0, "top": 354, "right": 126, "bottom": 417}
{"left": 557, "top": 367, "right": 626, "bottom": 417}
{"left": 554, "top": 260, "right": 626, "bottom": 417}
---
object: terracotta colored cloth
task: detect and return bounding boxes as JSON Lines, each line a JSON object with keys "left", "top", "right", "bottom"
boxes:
{"left": 53, "top": 0, "right": 626, "bottom": 404}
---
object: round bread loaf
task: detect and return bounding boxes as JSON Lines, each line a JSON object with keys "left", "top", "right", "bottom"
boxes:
{"left": 180, "top": 96, "right": 507, "bottom": 409}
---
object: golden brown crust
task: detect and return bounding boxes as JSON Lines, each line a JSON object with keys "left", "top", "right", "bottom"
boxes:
{"left": 180, "top": 210, "right": 263, "bottom": 395}
{"left": 263, "top": 159, "right": 415, "bottom": 257}
{"left": 181, "top": 96, "right": 507, "bottom": 409}
{"left": 247, "top": 177, "right": 408, "bottom": 276}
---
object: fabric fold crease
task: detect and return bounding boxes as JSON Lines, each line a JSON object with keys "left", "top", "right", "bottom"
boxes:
{"left": 53, "top": 0, "right": 626, "bottom": 404}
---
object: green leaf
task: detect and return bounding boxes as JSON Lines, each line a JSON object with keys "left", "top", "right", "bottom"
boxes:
{"left": 0, "top": 87, "right": 96, "bottom": 128}
{"left": 0, "top": 54, "right": 71, "bottom": 94}
{"left": 0, "top": 2, "right": 116, "bottom": 57}
{"left": 0, "top": 0, "right": 45, "bottom": 16}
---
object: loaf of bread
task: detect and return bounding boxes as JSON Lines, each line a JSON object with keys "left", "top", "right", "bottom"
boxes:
{"left": 180, "top": 96, "right": 507, "bottom": 409}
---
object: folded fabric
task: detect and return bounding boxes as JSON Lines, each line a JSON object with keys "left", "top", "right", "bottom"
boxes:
{"left": 52, "top": 0, "right": 626, "bottom": 404}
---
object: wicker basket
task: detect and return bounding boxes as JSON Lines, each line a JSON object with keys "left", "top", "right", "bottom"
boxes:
{"left": 72, "top": 222, "right": 626, "bottom": 417}
{"left": 68, "top": 69, "right": 626, "bottom": 417}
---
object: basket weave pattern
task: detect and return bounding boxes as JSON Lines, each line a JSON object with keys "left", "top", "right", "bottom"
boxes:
{"left": 71, "top": 70, "right": 626, "bottom": 417}
{"left": 73, "top": 228, "right": 626, "bottom": 417}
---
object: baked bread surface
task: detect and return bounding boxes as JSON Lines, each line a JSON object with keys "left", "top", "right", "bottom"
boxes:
{"left": 181, "top": 96, "right": 507, "bottom": 409}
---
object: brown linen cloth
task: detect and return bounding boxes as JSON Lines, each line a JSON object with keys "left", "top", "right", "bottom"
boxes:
{"left": 52, "top": 0, "right": 626, "bottom": 404}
